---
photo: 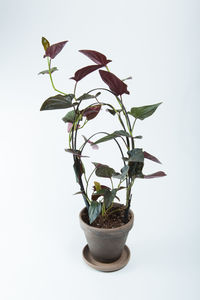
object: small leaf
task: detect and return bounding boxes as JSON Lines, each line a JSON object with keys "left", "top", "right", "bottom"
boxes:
{"left": 42, "top": 37, "right": 50, "bottom": 51}
{"left": 99, "top": 70, "right": 130, "bottom": 96}
{"left": 144, "top": 151, "right": 161, "bottom": 164}
{"left": 62, "top": 110, "right": 80, "bottom": 123}
{"left": 79, "top": 49, "right": 112, "bottom": 66}
{"left": 134, "top": 135, "right": 143, "bottom": 139}
{"left": 94, "top": 181, "right": 101, "bottom": 192}
{"left": 112, "top": 165, "right": 129, "bottom": 180}
{"left": 127, "top": 148, "right": 144, "bottom": 163}
{"left": 88, "top": 201, "right": 102, "bottom": 224}
{"left": 44, "top": 40, "right": 68, "bottom": 59}
{"left": 82, "top": 135, "right": 99, "bottom": 150}
{"left": 143, "top": 171, "right": 167, "bottom": 179}
{"left": 65, "top": 149, "right": 89, "bottom": 158}
{"left": 38, "top": 67, "right": 58, "bottom": 75}
{"left": 77, "top": 92, "right": 101, "bottom": 101}
{"left": 92, "top": 162, "right": 116, "bottom": 178}
{"left": 129, "top": 103, "right": 162, "bottom": 120}
{"left": 73, "top": 191, "right": 84, "bottom": 195}
{"left": 70, "top": 65, "right": 102, "bottom": 82}
{"left": 82, "top": 105, "right": 101, "bottom": 120}
{"left": 94, "top": 130, "right": 131, "bottom": 145}
{"left": 40, "top": 94, "right": 75, "bottom": 111}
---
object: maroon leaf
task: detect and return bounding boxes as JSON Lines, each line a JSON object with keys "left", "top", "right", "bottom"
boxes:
{"left": 99, "top": 70, "right": 130, "bottom": 96}
{"left": 144, "top": 151, "right": 161, "bottom": 164}
{"left": 143, "top": 171, "right": 166, "bottom": 179}
{"left": 44, "top": 40, "right": 68, "bottom": 59}
{"left": 82, "top": 105, "right": 101, "bottom": 120}
{"left": 79, "top": 50, "right": 111, "bottom": 66}
{"left": 70, "top": 65, "right": 102, "bottom": 82}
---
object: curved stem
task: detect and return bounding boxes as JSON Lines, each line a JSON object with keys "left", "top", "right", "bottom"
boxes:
{"left": 47, "top": 58, "right": 66, "bottom": 95}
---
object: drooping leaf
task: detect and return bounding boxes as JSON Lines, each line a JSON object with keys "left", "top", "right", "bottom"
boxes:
{"left": 144, "top": 151, "right": 161, "bottom": 164}
{"left": 106, "top": 108, "right": 122, "bottom": 116}
{"left": 82, "top": 135, "right": 99, "bottom": 150}
{"left": 77, "top": 92, "right": 101, "bottom": 101}
{"left": 104, "top": 189, "right": 118, "bottom": 209}
{"left": 99, "top": 70, "right": 130, "bottom": 96}
{"left": 65, "top": 149, "right": 89, "bottom": 158}
{"left": 128, "top": 161, "right": 144, "bottom": 178}
{"left": 92, "top": 162, "right": 116, "bottom": 178}
{"left": 129, "top": 103, "right": 162, "bottom": 120}
{"left": 79, "top": 49, "right": 112, "bottom": 66}
{"left": 70, "top": 65, "right": 102, "bottom": 82}
{"left": 82, "top": 105, "right": 101, "bottom": 120}
{"left": 40, "top": 94, "right": 75, "bottom": 111}
{"left": 42, "top": 37, "right": 50, "bottom": 51}
{"left": 143, "top": 171, "right": 167, "bottom": 179}
{"left": 127, "top": 148, "right": 144, "bottom": 163}
{"left": 88, "top": 201, "right": 102, "bottom": 224}
{"left": 38, "top": 67, "right": 58, "bottom": 75}
{"left": 94, "top": 130, "right": 131, "bottom": 145}
{"left": 44, "top": 40, "right": 68, "bottom": 59}
{"left": 73, "top": 191, "right": 84, "bottom": 195}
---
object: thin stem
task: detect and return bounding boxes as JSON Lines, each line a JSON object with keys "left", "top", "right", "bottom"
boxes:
{"left": 47, "top": 58, "right": 66, "bottom": 95}
{"left": 110, "top": 177, "right": 114, "bottom": 189}
{"left": 85, "top": 167, "right": 96, "bottom": 196}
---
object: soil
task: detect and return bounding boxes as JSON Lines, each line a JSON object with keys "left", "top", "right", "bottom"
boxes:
{"left": 82, "top": 204, "right": 131, "bottom": 229}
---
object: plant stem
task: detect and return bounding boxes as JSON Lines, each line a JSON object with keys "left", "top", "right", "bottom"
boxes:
{"left": 47, "top": 58, "right": 66, "bottom": 95}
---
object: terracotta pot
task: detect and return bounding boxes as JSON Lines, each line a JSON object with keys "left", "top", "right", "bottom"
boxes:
{"left": 79, "top": 206, "right": 134, "bottom": 263}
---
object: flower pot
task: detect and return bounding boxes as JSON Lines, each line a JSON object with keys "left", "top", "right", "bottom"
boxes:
{"left": 79, "top": 205, "right": 134, "bottom": 271}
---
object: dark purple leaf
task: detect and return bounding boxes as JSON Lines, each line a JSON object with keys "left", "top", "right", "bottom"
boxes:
{"left": 65, "top": 149, "right": 89, "bottom": 158}
{"left": 70, "top": 65, "right": 102, "bottom": 82}
{"left": 99, "top": 70, "right": 130, "bottom": 96}
{"left": 44, "top": 40, "right": 68, "bottom": 59}
{"left": 144, "top": 151, "right": 161, "bottom": 164}
{"left": 143, "top": 171, "right": 166, "bottom": 179}
{"left": 82, "top": 105, "right": 101, "bottom": 120}
{"left": 79, "top": 50, "right": 111, "bottom": 66}
{"left": 42, "top": 37, "right": 50, "bottom": 51}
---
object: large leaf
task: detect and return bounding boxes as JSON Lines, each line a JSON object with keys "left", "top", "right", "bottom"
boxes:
{"left": 44, "top": 40, "right": 68, "bottom": 59}
{"left": 144, "top": 151, "right": 161, "bottom": 164}
{"left": 129, "top": 103, "right": 162, "bottom": 120}
{"left": 128, "top": 162, "right": 144, "bottom": 178}
{"left": 82, "top": 105, "right": 101, "bottom": 120}
{"left": 92, "top": 162, "right": 115, "bottom": 178}
{"left": 38, "top": 67, "right": 58, "bottom": 75}
{"left": 88, "top": 201, "right": 102, "bottom": 224}
{"left": 79, "top": 49, "right": 111, "bottom": 66}
{"left": 42, "top": 37, "right": 50, "bottom": 51}
{"left": 40, "top": 94, "right": 75, "bottom": 111}
{"left": 99, "top": 70, "right": 129, "bottom": 96}
{"left": 62, "top": 110, "right": 80, "bottom": 123}
{"left": 70, "top": 65, "right": 102, "bottom": 82}
{"left": 77, "top": 92, "right": 101, "bottom": 101}
{"left": 94, "top": 130, "right": 131, "bottom": 145}
{"left": 127, "top": 148, "right": 144, "bottom": 163}
{"left": 143, "top": 171, "right": 167, "bottom": 179}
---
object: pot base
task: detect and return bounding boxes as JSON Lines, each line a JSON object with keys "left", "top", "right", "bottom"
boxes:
{"left": 82, "top": 244, "right": 131, "bottom": 272}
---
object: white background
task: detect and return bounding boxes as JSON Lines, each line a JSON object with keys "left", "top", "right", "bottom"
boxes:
{"left": 0, "top": 0, "right": 199, "bottom": 299}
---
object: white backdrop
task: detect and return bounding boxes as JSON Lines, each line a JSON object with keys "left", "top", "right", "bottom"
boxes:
{"left": 0, "top": 0, "right": 199, "bottom": 299}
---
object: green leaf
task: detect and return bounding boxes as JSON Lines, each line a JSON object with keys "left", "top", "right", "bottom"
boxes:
{"left": 104, "top": 189, "right": 117, "bottom": 209}
{"left": 38, "top": 67, "right": 58, "bottom": 75}
{"left": 129, "top": 102, "right": 162, "bottom": 120}
{"left": 88, "top": 201, "right": 102, "bottom": 224}
{"left": 77, "top": 92, "right": 101, "bottom": 101}
{"left": 112, "top": 165, "right": 129, "bottom": 180}
{"left": 92, "top": 162, "right": 116, "bottom": 178}
{"left": 127, "top": 148, "right": 144, "bottom": 163}
{"left": 94, "top": 130, "right": 131, "bottom": 145}
{"left": 42, "top": 37, "right": 50, "bottom": 51}
{"left": 62, "top": 110, "right": 77, "bottom": 123}
{"left": 40, "top": 94, "right": 75, "bottom": 111}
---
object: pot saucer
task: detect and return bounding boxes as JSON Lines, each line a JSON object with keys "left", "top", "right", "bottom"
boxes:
{"left": 82, "top": 244, "right": 130, "bottom": 272}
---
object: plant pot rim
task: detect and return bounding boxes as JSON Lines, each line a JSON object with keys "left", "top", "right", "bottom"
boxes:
{"left": 79, "top": 206, "right": 134, "bottom": 233}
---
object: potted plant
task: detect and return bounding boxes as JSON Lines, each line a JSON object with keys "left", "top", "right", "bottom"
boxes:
{"left": 39, "top": 37, "right": 166, "bottom": 271}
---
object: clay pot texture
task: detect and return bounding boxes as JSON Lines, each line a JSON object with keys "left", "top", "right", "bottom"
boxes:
{"left": 79, "top": 207, "right": 134, "bottom": 263}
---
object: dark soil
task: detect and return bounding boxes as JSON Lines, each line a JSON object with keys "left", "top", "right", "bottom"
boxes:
{"left": 82, "top": 204, "right": 131, "bottom": 229}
